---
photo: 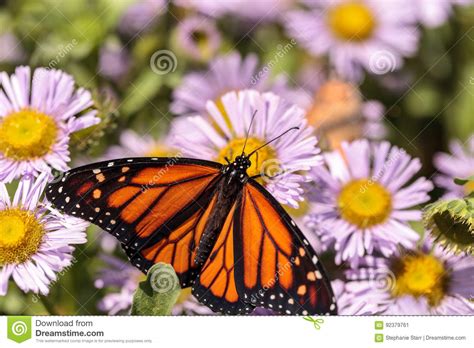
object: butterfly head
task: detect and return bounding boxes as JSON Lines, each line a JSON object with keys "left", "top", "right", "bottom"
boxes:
{"left": 233, "top": 155, "right": 251, "bottom": 171}
{"left": 222, "top": 154, "right": 252, "bottom": 184}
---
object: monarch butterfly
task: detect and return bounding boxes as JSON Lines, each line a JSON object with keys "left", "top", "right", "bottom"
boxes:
{"left": 45, "top": 125, "right": 337, "bottom": 315}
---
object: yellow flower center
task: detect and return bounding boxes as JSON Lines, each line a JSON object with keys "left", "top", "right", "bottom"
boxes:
{"left": 0, "top": 109, "right": 58, "bottom": 160}
{"left": 328, "top": 2, "right": 376, "bottom": 41}
{"left": 191, "top": 30, "right": 212, "bottom": 60}
{"left": 392, "top": 254, "right": 447, "bottom": 307}
{"left": 216, "top": 137, "right": 278, "bottom": 179}
{"left": 285, "top": 199, "right": 310, "bottom": 218}
{"left": 0, "top": 208, "right": 45, "bottom": 265}
{"left": 464, "top": 180, "right": 474, "bottom": 195}
{"left": 176, "top": 287, "right": 193, "bottom": 305}
{"left": 338, "top": 179, "right": 392, "bottom": 228}
{"left": 145, "top": 145, "right": 178, "bottom": 158}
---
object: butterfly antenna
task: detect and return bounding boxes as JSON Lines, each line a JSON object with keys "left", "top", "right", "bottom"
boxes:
{"left": 241, "top": 110, "right": 258, "bottom": 156}
{"left": 248, "top": 127, "right": 299, "bottom": 158}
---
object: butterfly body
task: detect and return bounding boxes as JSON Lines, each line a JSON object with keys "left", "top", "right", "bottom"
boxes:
{"left": 194, "top": 155, "right": 251, "bottom": 265}
{"left": 46, "top": 155, "right": 337, "bottom": 315}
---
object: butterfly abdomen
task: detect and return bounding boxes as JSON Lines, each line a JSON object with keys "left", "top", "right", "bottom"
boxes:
{"left": 194, "top": 177, "right": 242, "bottom": 266}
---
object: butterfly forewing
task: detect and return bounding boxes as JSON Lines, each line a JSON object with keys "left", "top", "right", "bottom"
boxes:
{"left": 192, "top": 201, "right": 255, "bottom": 314}
{"left": 46, "top": 157, "right": 223, "bottom": 287}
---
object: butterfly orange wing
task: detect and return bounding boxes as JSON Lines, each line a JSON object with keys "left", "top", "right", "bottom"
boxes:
{"left": 192, "top": 180, "right": 336, "bottom": 315}
{"left": 192, "top": 201, "right": 255, "bottom": 314}
{"left": 234, "top": 181, "right": 336, "bottom": 315}
{"left": 46, "top": 157, "right": 223, "bottom": 287}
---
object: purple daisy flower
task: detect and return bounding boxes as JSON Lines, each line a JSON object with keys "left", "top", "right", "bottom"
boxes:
{"left": 433, "top": 136, "right": 474, "bottom": 198}
{"left": 102, "top": 129, "right": 178, "bottom": 160}
{"left": 170, "top": 89, "right": 321, "bottom": 207}
{"left": 332, "top": 279, "right": 379, "bottom": 315}
{"left": 174, "top": 0, "right": 295, "bottom": 22}
{"left": 119, "top": 0, "right": 168, "bottom": 35}
{"left": 306, "top": 139, "right": 433, "bottom": 265}
{"left": 175, "top": 16, "right": 221, "bottom": 62}
{"left": 98, "top": 41, "right": 131, "bottom": 82}
{"left": 95, "top": 255, "right": 211, "bottom": 315}
{"left": 170, "top": 52, "right": 298, "bottom": 116}
{"left": 411, "top": 0, "right": 473, "bottom": 28}
{"left": 0, "top": 33, "right": 25, "bottom": 64}
{"left": 171, "top": 288, "right": 214, "bottom": 315}
{"left": 285, "top": 0, "right": 420, "bottom": 81}
{"left": 0, "top": 66, "right": 99, "bottom": 182}
{"left": 344, "top": 237, "right": 474, "bottom": 314}
{"left": 173, "top": 0, "right": 233, "bottom": 18}
{"left": 0, "top": 173, "right": 88, "bottom": 296}
{"left": 361, "top": 101, "right": 387, "bottom": 140}
{"left": 95, "top": 255, "right": 143, "bottom": 315}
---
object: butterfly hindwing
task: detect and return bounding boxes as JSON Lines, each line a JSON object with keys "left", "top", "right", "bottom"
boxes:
{"left": 192, "top": 200, "right": 255, "bottom": 315}
{"left": 233, "top": 181, "right": 337, "bottom": 315}
{"left": 191, "top": 181, "right": 336, "bottom": 315}
{"left": 46, "top": 157, "right": 223, "bottom": 287}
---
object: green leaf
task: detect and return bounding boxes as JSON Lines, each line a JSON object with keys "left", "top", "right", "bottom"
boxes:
{"left": 122, "top": 70, "right": 163, "bottom": 116}
{"left": 131, "top": 263, "right": 181, "bottom": 316}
